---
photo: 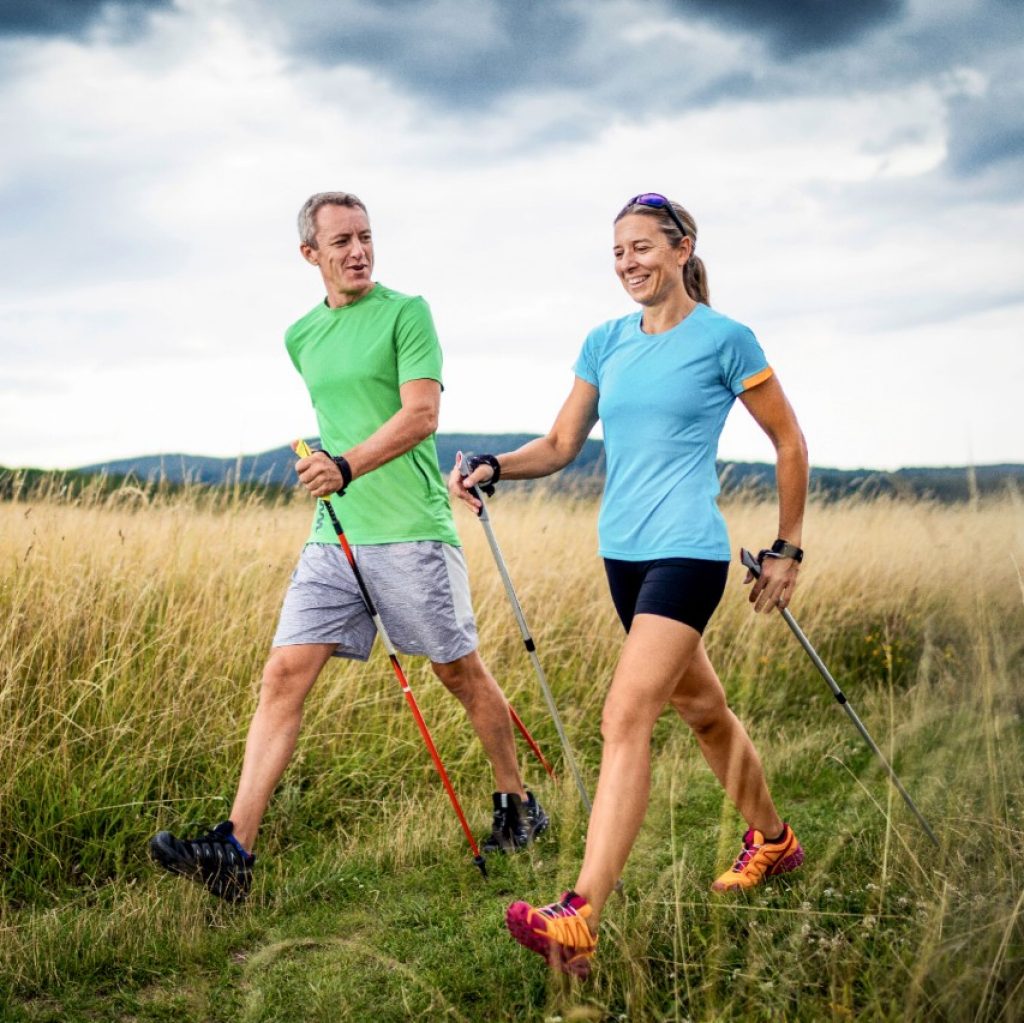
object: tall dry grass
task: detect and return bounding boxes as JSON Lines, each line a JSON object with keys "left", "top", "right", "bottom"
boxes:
{"left": 0, "top": 478, "right": 1022, "bottom": 1020}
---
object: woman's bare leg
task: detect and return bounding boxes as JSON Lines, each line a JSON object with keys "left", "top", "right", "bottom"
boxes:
{"left": 572, "top": 613, "right": 702, "bottom": 925}
{"left": 668, "top": 639, "right": 782, "bottom": 839}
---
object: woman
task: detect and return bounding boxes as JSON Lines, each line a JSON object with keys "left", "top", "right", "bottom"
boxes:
{"left": 449, "top": 193, "right": 809, "bottom": 977}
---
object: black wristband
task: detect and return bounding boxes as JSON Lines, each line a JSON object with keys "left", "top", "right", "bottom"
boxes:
{"left": 326, "top": 453, "right": 352, "bottom": 495}
{"left": 770, "top": 540, "right": 798, "bottom": 565}
{"left": 332, "top": 455, "right": 353, "bottom": 489}
{"left": 465, "top": 453, "right": 501, "bottom": 497}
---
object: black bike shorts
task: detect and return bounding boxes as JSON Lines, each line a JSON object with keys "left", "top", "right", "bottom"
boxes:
{"left": 603, "top": 557, "right": 729, "bottom": 635}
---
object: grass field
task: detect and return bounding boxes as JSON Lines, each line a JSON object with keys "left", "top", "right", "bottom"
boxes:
{"left": 1, "top": 481, "right": 1022, "bottom": 1021}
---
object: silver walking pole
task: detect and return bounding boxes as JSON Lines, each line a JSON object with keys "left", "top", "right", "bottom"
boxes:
{"left": 460, "top": 457, "right": 593, "bottom": 813}
{"left": 740, "top": 548, "right": 938, "bottom": 846}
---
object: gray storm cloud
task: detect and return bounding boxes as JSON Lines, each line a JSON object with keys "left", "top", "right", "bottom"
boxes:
{"left": 234, "top": 0, "right": 1022, "bottom": 189}
{"left": 5, "top": 0, "right": 1018, "bottom": 187}
{"left": 0, "top": 0, "right": 171, "bottom": 39}
{"left": 676, "top": 0, "right": 904, "bottom": 55}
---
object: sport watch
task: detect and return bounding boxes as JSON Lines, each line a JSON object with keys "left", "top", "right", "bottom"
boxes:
{"left": 768, "top": 538, "right": 803, "bottom": 563}
{"left": 329, "top": 453, "right": 353, "bottom": 494}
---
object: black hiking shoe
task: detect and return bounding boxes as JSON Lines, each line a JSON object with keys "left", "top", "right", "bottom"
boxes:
{"left": 482, "top": 791, "right": 550, "bottom": 853}
{"left": 148, "top": 820, "right": 254, "bottom": 903}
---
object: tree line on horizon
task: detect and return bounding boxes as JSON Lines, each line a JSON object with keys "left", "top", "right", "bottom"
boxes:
{"left": 2, "top": 434, "right": 1021, "bottom": 503}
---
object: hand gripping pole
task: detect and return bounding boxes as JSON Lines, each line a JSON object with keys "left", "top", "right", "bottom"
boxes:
{"left": 740, "top": 547, "right": 938, "bottom": 846}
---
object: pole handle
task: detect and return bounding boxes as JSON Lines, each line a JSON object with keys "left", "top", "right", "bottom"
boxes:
{"left": 292, "top": 439, "right": 314, "bottom": 459}
{"left": 456, "top": 451, "right": 488, "bottom": 519}
{"left": 740, "top": 547, "right": 762, "bottom": 577}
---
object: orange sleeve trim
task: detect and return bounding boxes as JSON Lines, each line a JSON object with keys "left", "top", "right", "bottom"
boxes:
{"left": 741, "top": 366, "right": 774, "bottom": 391}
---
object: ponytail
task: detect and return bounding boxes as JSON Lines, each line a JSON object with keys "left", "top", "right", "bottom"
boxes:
{"left": 683, "top": 254, "right": 710, "bottom": 305}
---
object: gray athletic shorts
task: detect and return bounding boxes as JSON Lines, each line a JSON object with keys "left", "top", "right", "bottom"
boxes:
{"left": 272, "top": 541, "right": 478, "bottom": 664}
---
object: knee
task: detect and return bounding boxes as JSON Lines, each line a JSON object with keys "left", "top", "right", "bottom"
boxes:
{"left": 600, "top": 698, "right": 656, "bottom": 747}
{"left": 673, "top": 691, "right": 730, "bottom": 738}
{"left": 431, "top": 656, "right": 476, "bottom": 698}
{"left": 259, "top": 651, "right": 312, "bottom": 708}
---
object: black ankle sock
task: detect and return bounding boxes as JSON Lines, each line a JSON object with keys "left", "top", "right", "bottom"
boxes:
{"left": 765, "top": 825, "right": 788, "bottom": 844}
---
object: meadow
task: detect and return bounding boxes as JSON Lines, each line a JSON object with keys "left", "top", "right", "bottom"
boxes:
{"left": 0, "top": 480, "right": 1022, "bottom": 1022}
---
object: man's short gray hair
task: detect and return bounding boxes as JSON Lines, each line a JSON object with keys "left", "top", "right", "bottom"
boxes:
{"left": 297, "top": 191, "right": 368, "bottom": 248}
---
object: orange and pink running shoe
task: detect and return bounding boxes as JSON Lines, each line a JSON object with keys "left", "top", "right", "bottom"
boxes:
{"left": 712, "top": 823, "right": 804, "bottom": 892}
{"left": 506, "top": 890, "right": 598, "bottom": 977}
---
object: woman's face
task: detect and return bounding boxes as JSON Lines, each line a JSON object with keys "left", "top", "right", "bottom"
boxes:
{"left": 613, "top": 213, "right": 691, "bottom": 307}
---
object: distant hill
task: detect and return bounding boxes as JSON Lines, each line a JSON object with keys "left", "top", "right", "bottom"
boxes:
{"left": 2, "top": 436, "right": 1021, "bottom": 503}
{"left": 715, "top": 461, "right": 1024, "bottom": 501}
{"left": 71, "top": 435, "right": 607, "bottom": 488}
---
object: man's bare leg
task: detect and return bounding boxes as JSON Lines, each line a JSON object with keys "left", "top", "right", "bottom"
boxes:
{"left": 228, "top": 643, "right": 336, "bottom": 851}
{"left": 432, "top": 650, "right": 526, "bottom": 797}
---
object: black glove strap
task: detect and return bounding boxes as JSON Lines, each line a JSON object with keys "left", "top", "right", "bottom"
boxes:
{"left": 465, "top": 453, "right": 501, "bottom": 497}
{"left": 758, "top": 538, "right": 804, "bottom": 564}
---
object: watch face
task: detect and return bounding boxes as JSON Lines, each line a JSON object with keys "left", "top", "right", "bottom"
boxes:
{"left": 772, "top": 540, "right": 803, "bottom": 562}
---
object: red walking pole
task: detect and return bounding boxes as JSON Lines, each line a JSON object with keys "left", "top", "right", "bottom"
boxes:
{"left": 507, "top": 703, "right": 556, "bottom": 781}
{"left": 293, "top": 441, "right": 487, "bottom": 876}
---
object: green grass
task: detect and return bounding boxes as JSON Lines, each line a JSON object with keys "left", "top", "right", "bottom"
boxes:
{"left": 1, "top": 490, "right": 1022, "bottom": 1021}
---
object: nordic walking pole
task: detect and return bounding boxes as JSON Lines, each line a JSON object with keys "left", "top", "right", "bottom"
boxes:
{"left": 293, "top": 441, "right": 487, "bottom": 876}
{"left": 507, "top": 703, "right": 557, "bottom": 781}
{"left": 459, "top": 454, "right": 593, "bottom": 814}
{"left": 740, "top": 548, "right": 939, "bottom": 846}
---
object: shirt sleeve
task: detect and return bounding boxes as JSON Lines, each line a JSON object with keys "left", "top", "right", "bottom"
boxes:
{"left": 283, "top": 326, "right": 302, "bottom": 374}
{"left": 717, "top": 322, "right": 773, "bottom": 396}
{"left": 395, "top": 296, "right": 444, "bottom": 387}
{"left": 573, "top": 327, "right": 601, "bottom": 387}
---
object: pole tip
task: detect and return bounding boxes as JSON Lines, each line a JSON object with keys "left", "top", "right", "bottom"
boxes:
{"left": 474, "top": 855, "right": 487, "bottom": 877}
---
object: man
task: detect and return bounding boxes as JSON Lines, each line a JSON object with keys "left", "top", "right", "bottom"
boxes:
{"left": 149, "top": 191, "right": 547, "bottom": 901}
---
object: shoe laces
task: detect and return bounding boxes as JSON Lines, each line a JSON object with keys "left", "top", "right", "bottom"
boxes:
{"left": 491, "top": 806, "right": 520, "bottom": 835}
{"left": 492, "top": 795, "right": 528, "bottom": 838}
{"left": 539, "top": 891, "right": 587, "bottom": 920}
{"left": 731, "top": 828, "right": 762, "bottom": 873}
{"left": 192, "top": 823, "right": 253, "bottom": 865}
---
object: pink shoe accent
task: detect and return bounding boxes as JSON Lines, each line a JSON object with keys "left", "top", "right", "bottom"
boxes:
{"left": 769, "top": 843, "right": 805, "bottom": 875}
{"left": 506, "top": 891, "right": 596, "bottom": 977}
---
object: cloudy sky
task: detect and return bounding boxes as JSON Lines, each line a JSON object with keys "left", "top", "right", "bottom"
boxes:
{"left": 1, "top": 0, "right": 1021, "bottom": 471}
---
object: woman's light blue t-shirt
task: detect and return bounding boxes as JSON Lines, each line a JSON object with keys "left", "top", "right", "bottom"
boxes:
{"left": 574, "top": 303, "right": 773, "bottom": 563}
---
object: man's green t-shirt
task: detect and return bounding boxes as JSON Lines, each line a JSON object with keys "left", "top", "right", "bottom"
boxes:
{"left": 285, "top": 283, "right": 460, "bottom": 547}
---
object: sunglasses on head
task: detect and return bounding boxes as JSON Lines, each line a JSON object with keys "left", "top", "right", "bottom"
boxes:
{"left": 623, "top": 193, "right": 689, "bottom": 239}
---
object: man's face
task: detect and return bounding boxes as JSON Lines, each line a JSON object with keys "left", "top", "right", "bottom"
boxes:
{"left": 301, "top": 204, "right": 374, "bottom": 305}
